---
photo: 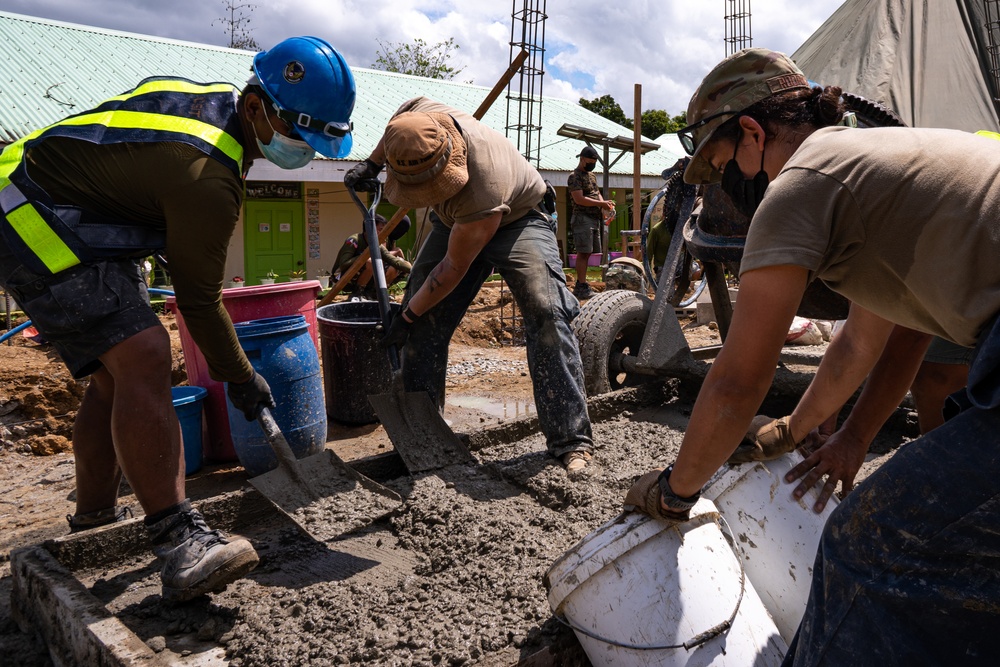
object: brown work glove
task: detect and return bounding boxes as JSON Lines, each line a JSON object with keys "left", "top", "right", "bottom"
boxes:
{"left": 623, "top": 469, "right": 693, "bottom": 522}
{"left": 727, "top": 415, "right": 798, "bottom": 464}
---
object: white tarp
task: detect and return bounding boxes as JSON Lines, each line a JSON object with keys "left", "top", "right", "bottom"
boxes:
{"left": 792, "top": 0, "right": 1000, "bottom": 131}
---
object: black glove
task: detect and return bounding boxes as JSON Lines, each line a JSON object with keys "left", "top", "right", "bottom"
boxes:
{"left": 381, "top": 308, "right": 416, "bottom": 350}
{"left": 227, "top": 371, "right": 276, "bottom": 421}
{"left": 344, "top": 159, "right": 383, "bottom": 190}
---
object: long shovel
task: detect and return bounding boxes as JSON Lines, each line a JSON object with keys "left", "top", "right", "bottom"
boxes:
{"left": 348, "top": 183, "right": 475, "bottom": 474}
{"left": 248, "top": 407, "right": 402, "bottom": 542}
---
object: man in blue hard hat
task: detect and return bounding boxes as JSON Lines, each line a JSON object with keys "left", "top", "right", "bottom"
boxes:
{"left": 0, "top": 36, "right": 355, "bottom": 601}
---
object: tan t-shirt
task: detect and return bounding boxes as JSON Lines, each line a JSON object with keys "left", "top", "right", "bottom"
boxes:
{"left": 392, "top": 98, "right": 546, "bottom": 227}
{"left": 741, "top": 126, "right": 1000, "bottom": 346}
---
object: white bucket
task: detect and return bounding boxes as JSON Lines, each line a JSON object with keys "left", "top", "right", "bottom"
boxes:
{"left": 545, "top": 499, "right": 786, "bottom": 667}
{"left": 703, "top": 450, "right": 838, "bottom": 642}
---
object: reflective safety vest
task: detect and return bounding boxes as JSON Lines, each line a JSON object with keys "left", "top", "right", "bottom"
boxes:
{"left": 0, "top": 77, "right": 245, "bottom": 275}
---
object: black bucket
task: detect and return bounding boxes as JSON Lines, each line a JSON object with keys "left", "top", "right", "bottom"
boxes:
{"left": 317, "top": 301, "right": 398, "bottom": 425}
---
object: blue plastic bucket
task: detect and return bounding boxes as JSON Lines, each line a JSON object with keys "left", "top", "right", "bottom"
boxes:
{"left": 171, "top": 386, "right": 207, "bottom": 476}
{"left": 226, "top": 315, "right": 327, "bottom": 477}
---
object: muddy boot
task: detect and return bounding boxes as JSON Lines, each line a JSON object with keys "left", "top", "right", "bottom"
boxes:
{"left": 66, "top": 505, "right": 134, "bottom": 533}
{"left": 146, "top": 500, "right": 259, "bottom": 602}
{"left": 561, "top": 450, "right": 592, "bottom": 472}
{"left": 573, "top": 282, "right": 595, "bottom": 300}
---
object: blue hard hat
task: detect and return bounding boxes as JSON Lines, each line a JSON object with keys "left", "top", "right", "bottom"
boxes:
{"left": 253, "top": 36, "right": 356, "bottom": 158}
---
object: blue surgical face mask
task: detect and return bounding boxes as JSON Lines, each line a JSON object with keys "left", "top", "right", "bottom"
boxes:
{"left": 255, "top": 112, "right": 315, "bottom": 169}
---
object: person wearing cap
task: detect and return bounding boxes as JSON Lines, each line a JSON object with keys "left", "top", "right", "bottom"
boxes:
{"left": 0, "top": 36, "right": 355, "bottom": 601}
{"left": 344, "top": 96, "right": 594, "bottom": 472}
{"left": 334, "top": 213, "right": 412, "bottom": 299}
{"left": 623, "top": 47, "right": 1000, "bottom": 662}
{"left": 567, "top": 145, "right": 615, "bottom": 299}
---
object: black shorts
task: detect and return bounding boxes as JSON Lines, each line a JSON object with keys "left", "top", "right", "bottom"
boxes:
{"left": 0, "top": 239, "right": 159, "bottom": 378}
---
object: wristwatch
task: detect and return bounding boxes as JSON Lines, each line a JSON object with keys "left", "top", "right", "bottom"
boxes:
{"left": 657, "top": 464, "right": 702, "bottom": 512}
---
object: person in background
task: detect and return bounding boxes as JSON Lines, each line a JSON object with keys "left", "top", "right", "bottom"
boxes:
{"left": 334, "top": 213, "right": 412, "bottom": 299}
{"left": 567, "top": 145, "right": 615, "bottom": 300}
{"left": 626, "top": 47, "right": 1000, "bottom": 664}
{"left": 344, "top": 96, "right": 595, "bottom": 471}
{"left": 0, "top": 36, "right": 355, "bottom": 601}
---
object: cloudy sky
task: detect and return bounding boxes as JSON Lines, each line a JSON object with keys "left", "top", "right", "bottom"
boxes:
{"left": 0, "top": 0, "right": 846, "bottom": 116}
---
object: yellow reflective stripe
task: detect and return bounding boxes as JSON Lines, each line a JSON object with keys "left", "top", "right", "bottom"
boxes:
{"left": 6, "top": 203, "right": 79, "bottom": 273}
{"left": 103, "top": 80, "right": 236, "bottom": 102}
{"left": 0, "top": 129, "right": 45, "bottom": 188}
{"left": 53, "top": 110, "right": 243, "bottom": 165}
{"left": 976, "top": 130, "right": 1000, "bottom": 142}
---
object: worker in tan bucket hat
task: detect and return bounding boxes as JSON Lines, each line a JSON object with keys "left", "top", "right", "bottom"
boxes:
{"left": 344, "top": 97, "right": 594, "bottom": 472}
{"left": 380, "top": 111, "right": 469, "bottom": 208}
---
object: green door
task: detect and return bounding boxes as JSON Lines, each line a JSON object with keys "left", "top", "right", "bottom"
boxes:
{"left": 244, "top": 201, "right": 305, "bottom": 284}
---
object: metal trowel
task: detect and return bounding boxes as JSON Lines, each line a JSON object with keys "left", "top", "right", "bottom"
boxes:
{"left": 348, "top": 182, "right": 475, "bottom": 474}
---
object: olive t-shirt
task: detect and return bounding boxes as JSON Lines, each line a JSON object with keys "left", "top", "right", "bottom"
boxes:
{"left": 391, "top": 97, "right": 546, "bottom": 227}
{"left": 26, "top": 137, "right": 253, "bottom": 382}
{"left": 567, "top": 167, "right": 602, "bottom": 218}
{"left": 741, "top": 126, "right": 1000, "bottom": 346}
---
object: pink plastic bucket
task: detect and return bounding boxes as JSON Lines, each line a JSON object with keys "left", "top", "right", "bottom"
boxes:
{"left": 166, "top": 281, "right": 321, "bottom": 462}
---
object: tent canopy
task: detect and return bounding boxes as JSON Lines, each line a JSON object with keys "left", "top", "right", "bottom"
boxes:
{"left": 792, "top": 0, "right": 1000, "bottom": 132}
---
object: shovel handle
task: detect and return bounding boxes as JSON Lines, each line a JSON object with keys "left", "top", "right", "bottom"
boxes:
{"left": 348, "top": 183, "right": 402, "bottom": 373}
{"left": 257, "top": 407, "right": 301, "bottom": 471}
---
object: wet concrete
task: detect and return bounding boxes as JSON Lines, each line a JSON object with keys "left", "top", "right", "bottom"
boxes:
{"left": 10, "top": 362, "right": 919, "bottom": 666}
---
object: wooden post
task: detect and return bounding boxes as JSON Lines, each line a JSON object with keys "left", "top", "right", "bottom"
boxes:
{"left": 318, "top": 49, "right": 531, "bottom": 307}
{"left": 633, "top": 83, "right": 642, "bottom": 232}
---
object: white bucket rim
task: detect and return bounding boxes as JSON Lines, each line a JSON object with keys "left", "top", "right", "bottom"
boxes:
{"left": 545, "top": 502, "right": 748, "bottom": 652}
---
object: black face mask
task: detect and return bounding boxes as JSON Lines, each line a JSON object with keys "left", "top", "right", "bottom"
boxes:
{"left": 584, "top": 162, "right": 596, "bottom": 172}
{"left": 720, "top": 139, "right": 768, "bottom": 218}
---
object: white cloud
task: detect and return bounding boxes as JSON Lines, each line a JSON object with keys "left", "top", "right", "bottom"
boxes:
{"left": 1, "top": 0, "right": 845, "bottom": 115}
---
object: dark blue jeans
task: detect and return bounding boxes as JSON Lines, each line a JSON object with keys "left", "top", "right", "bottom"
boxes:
{"left": 402, "top": 213, "right": 592, "bottom": 458}
{"left": 783, "top": 321, "right": 1000, "bottom": 665}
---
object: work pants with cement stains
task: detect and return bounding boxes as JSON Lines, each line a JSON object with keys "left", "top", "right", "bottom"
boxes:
{"left": 782, "top": 401, "right": 1000, "bottom": 666}
{"left": 401, "top": 213, "right": 593, "bottom": 458}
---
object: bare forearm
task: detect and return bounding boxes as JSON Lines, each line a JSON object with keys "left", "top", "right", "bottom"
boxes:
{"left": 790, "top": 308, "right": 895, "bottom": 440}
{"left": 671, "top": 365, "right": 774, "bottom": 496}
{"left": 406, "top": 257, "right": 466, "bottom": 317}
{"left": 836, "top": 327, "right": 931, "bottom": 444}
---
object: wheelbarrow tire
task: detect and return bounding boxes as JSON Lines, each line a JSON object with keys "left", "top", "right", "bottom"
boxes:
{"left": 573, "top": 289, "right": 654, "bottom": 395}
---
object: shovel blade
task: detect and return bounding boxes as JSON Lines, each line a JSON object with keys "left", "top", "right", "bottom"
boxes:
{"left": 249, "top": 449, "right": 401, "bottom": 543}
{"left": 369, "top": 389, "right": 475, "bottom": 474}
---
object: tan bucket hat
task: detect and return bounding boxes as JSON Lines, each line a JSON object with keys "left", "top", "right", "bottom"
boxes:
{"left": 680, "top": 48, "right": 809, "bottom": 185}
{"left": 383, "top": 111, "right": 468, "bottom": 208}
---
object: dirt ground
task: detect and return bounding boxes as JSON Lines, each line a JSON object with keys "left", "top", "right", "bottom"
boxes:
{"left": 1, "top": 283, "right": 903, "bottom": 666}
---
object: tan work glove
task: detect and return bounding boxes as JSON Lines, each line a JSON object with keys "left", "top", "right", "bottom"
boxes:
{"left": 624, "top": 469, "right": 695, "bottom": 522}
{"left": 727, "top": 415, "right": 798, "bottom": 464}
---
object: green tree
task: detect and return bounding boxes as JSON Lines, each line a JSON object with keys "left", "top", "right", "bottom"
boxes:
{"left": 639, "top": 109, "right": 688, "bottom": 138}
{"left": 579, "top": 94, "right": 632, "bottom": 128}
{"left": 372, "top": 38, "right": 466, "bottom": 80}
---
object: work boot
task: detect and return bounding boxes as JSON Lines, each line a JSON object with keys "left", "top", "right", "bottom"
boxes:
{"left": 67, "top": 505, "right": 134, "bottom": 533}
{"left": 562, "top": 450, "right": 592, "bottom": 473}
{"left": 573, "top": 282, "right": 595, "bottom": 300}
{"left": 146, "top": 500, "right": 259, "bottom": 602}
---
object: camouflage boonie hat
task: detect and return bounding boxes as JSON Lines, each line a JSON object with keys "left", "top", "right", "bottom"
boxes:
{"left": 680, "top": 48, "right": 809, "bottom": 185}
{"left": 605, "top": 258, "right": 645, "bottom": 293}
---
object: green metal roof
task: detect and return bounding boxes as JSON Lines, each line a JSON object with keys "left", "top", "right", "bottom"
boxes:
{"left": 0, "top": 10, "right": 677, "bottom": 176}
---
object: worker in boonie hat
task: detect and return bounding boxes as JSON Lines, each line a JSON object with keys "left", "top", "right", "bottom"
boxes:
{"left": 344, "top": 96, "right": 595, "bottom": 472}
{"left": 0, "top": 36, "right": 355, "bottom": 602}
{"left": 626, "top": 47, "right": 1000, "bottom": 664}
